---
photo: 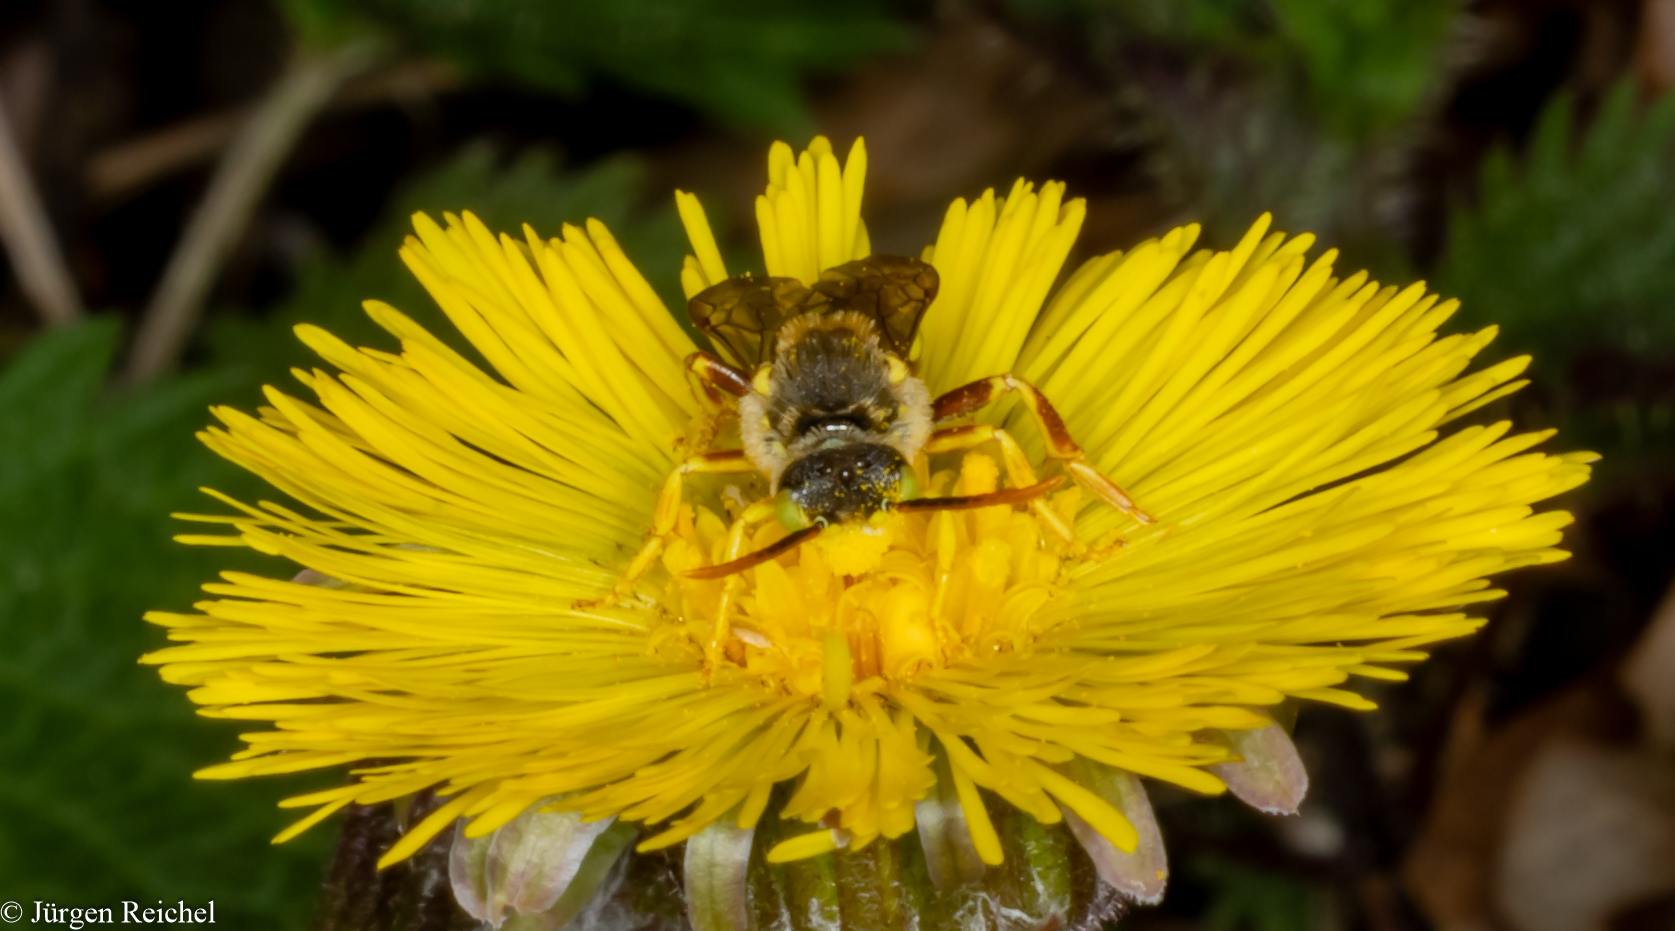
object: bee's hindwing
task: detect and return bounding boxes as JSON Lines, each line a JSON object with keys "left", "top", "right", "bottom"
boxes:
{"left": 686, "top": 255, "right": 939, "bottom": 368}
{"left": 687, "top": 276, "right": 814, "bottom": 369}
{"left": 809, "top": 255, "right": 939, "bottom": 358}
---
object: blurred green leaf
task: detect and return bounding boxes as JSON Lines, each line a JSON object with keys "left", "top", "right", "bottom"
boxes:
{"left": 0, "top": 321, "right": 332, "bottom": 927}
{"left": 276, "top": 0, "right": 386, "bottom": 51}
{"left": 208, "top": 143, "right": 688, "bottom": 396}
{"left": 1007, "top": 0, "right": 1262, "bottom": 43}
{"left": 1267, "top": 0, "right": 1455, "bottom": 141}
{"left": 1437, "top": 83, "right": 1675, "bottom": 474}
{"left": 1012, "top": 0, "right": 1454, "bottom": 141}
{"left": 1440, "top": 83, "right": 1675, "bottom": 370}
{"left": 288, "top": 0, "right": 908, "bottom": 132}
{"left": 1196, "top": 857, "right": 1319, "bottom": 931}
{"left": 1003, "top": 0, "right": 1452, "bottom": 281}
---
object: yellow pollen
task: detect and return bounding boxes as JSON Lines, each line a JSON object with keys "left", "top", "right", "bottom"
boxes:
{"left": 661, "top": 453, "right": 1072, "bottom": 699}
{"left": 813, "top": 521, "right": 894, "bottom": 575}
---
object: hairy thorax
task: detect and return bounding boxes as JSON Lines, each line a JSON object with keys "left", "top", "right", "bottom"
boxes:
{"left": 739, "top": 312, "right": 931, "bottom": 491}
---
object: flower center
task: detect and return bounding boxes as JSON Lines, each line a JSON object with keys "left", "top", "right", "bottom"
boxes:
{"left": 654, "top": 453, "right": 1079, "bottom": 698}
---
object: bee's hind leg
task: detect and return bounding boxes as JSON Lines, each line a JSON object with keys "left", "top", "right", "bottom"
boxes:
{"left": 575, "top": 448, "right": 757, "bottom": 610}
{"left": 932, "top": 374, "right": 1152, "bottom": 525}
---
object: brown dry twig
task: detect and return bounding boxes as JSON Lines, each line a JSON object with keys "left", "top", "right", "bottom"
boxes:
{"left": 85, "top": 59, "right": 457, "bottom": 205}
{"left": 0, "top": 93, "right": 81, "bottom": 327}
{"left": 122, "top": 41, "right": 380, "bottom": 387}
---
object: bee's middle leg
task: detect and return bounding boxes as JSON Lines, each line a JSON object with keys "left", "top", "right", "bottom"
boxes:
{"left": 922, "top": 423, "right": 1086, "bottom": 554}
{"left": 576, "top": 448, "right": 757, "bottom": 610}
{"left": 933, "top": 374, "right": 1152, "bottom": 524}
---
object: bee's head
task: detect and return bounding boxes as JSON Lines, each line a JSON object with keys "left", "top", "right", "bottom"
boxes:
{"left": 774, "top": 443, "right": 919, "bottom": 529}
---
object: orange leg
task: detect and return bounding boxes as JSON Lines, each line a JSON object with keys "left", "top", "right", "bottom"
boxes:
{"left": 933, "top": 374, "right": 1152, "bottom": 524}
{"left": 576, "top": 448, "right": 758, "bottom": 610}
{"left": 923, "top": 423, "right": 1086, "bottom": 553}
{"left": 678, "top": 352, "right": 752, "bottom": 455}
{"left": 706, "top": 497, "right": 778, "bottom": 676}
{"left": 686, "top": 351, "right": 751, "bottom": 401}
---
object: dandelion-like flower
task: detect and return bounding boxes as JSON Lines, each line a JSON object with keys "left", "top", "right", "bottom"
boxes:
{"left": 146, "top": 137, "right": 1591, "bottom": 928}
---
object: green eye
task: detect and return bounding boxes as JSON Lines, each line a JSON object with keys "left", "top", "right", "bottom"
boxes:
{"left": 897, "top": 467, "right": 919, "bottom": 501}
{"left": 775, "top": 487, "right": 812, "bottom": 531}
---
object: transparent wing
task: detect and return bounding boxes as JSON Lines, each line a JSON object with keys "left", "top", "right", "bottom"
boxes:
{"left": 810, "top": 255, "right": 940, "bottom": 358}
{"left": 686, "top": 275, "right": 813, "bottom": 369}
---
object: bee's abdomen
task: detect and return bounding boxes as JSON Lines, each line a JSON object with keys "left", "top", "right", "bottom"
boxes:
{"left": 780, "top": 443, "right": 910, "bottom": 523}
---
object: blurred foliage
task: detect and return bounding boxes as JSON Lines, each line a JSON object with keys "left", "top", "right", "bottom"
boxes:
{"left": 1011, "top": 0, "right": 1456, "bottom": 141}
{"left": 1441, "top": 83, "right": 1675, "bottom": 371}
{"left": 279, "top": 0, "right": 909, "bottom": 131}
{"left": 1195, "top": 858, "right": 1321, "bottom": 931}
{"left": 1438, "top": 83, "right": 1675, "bottom": 468}
{"left": 1007, "top": 0, "right": 1453, "bottom": 277}
{"left": 209, "top": 143, "right": 688, "bottom": 397}
{"left": 0, "top": 322, "right": 332, "bottom": 928}
{"left": 1265, "top": 0, "right": 1456, "bottom": 141}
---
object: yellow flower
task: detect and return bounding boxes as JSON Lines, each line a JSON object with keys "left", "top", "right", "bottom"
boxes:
{"left": 144, "top": 136, "right": 1591, "bottom": 885}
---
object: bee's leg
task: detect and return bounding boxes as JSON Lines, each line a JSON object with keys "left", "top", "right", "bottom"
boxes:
{"left": 923, "top": 423, "right": 1086, "bottom": 554}
{"left": 687, "top": 351, "right": 752, "bottom": 397}
{"left": 680, "top": 352, "right": 751, "bottom": 454}
{"left": 575, "top": 448, "right": 758, "bottom": 610}
{"left": 706, "top": 497, "right": 778, "bottom": 679}
{"left": 932, "top": 374, "right": 1152, "bottom": 524}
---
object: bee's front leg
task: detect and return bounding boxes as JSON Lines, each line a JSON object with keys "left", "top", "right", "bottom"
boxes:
{"left": 680, "top": 352, "right": 752, "bottom": 454}
{"left": 575, "top": 448, "right": 758, "bottom": 610}
{"left": 705, "top": 497, "right": 779, "bottom": 681}
{"left": 932, "top": 374, "right": 1153, "bottom": 524}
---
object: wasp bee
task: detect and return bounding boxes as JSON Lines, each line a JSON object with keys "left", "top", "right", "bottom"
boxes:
{"left": 584, "top": 255, "right": 1151, "bottom": 655}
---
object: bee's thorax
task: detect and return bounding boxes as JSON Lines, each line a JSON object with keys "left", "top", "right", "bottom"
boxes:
{"left": 738, "top": 311, "right": 933, "bottom": 493}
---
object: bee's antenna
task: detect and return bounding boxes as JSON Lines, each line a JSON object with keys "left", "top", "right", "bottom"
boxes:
{"left": 684, "top": 525, "right": 824, "bottom": 580}
{"left": 893, "top": 476, "right": 1065, "bottom": 514}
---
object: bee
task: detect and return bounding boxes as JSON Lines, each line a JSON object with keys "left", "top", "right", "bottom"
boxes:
{"left": 583, "top": 255, "right": 1152, "bottom": 658}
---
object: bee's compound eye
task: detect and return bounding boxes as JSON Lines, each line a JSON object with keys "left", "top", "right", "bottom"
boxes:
{"left": 897, "top": 467, "right": 919, "bottom": 501}
{"left": 775, "top": 487, "right": 812, "bottom": 531}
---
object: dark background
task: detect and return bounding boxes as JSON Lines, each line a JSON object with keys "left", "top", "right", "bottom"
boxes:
{"left": 2, "top": 1, "right": 1674, "bottom": 929}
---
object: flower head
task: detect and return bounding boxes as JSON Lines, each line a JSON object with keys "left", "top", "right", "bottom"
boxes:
{"left": 146, "top": 136, "right": 1590, "bottom": 916}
